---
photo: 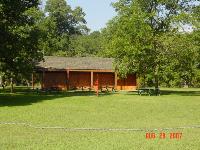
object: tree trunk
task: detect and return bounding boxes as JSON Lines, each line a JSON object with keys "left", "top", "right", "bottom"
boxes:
{"left": 143, "top": 74, "right": 146, "bottom": 87}
{"left": 10, "top": 78, "right": 14, "bottom": 93}
{"left": 155, "top": 74, "right": 159, "bottom": 89}
{"left": 0, "top": 76, "right": 1, "bottom": 92}
{"left": 32, "top": 73, "right": 35, "bottom": 90}
{"left": 154, "top": 64, "right": 159, "bottom": 96}
{"left": 154, "top": 64, "right": 159, "bottom": 89}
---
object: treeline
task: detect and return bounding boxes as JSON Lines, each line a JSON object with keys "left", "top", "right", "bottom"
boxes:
{"left": 101, "top": 0, "right": 200, "bottom": 88}
{"left": 0, "top": 0, "right": 200, "bottom": 90}
{"left": 0, "top": 0, "right": 102, "bottom": 90}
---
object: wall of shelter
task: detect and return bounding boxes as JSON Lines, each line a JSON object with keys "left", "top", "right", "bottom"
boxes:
{"left": 42, "top": 71, "right": 137, "bottom": 91}
{"left": 93, "top": 72, "right": 115, "bottom": 87}
{"left": 43, "top": 71, "right": 67, "bottom": 90}
{"left": 117, "top": 74, "right": 137, "bottom": 90}
{"left": 69, "top": 72, "right": 91, "bottom": 89}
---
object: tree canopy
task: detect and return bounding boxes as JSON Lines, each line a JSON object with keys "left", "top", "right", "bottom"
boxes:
{"left": 40, "top": 0, "right": 89, "bottom": 56}
{"left": 0, "top": 0, "right": 43, "bottom": 81}
{"left": 0, "top": 0, "right": 200, "bottom": 90}
{"left": 69, "top": 31, "right": 103, "bottom": 57}
{"left": 101, "top": 0, "right": 200, "bottom": 88}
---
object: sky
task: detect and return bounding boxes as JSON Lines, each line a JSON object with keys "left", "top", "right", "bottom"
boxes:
{"left": 42, "top": 0, "right": 117, "bottom": 31}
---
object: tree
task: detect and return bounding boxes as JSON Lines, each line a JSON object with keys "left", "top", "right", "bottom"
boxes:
{"left": 69, "top": 31, "right": 103, "bottom": 57}
{"left": 102, "top": 0, "right": 199, "bottom": 89}
{"left": 41, "top": 0, "right": 88, "bottom": 56}
{"left": 160, "top": 32, "right": 199, "bottom": 87}
{"left": 0, "top": 0, "right": 43, "bottom": 92}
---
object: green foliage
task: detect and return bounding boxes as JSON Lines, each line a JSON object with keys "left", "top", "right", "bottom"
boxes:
{"left": 102, "top": 0, "right": 200, "bottom": 88}
{"left": 159, "top": 32, "right": 199, "bottom": 87}
{"left": 0, "top": 0, "right": 43, "bottom": 82}
{"left": 1, "top": 0, "right": 199, "bottom": 88}
{"left": 40, "top": 0, "right": 88, "bottom": 56}
{"left": 69, "top": 31, "right": 103, "bottom": 57}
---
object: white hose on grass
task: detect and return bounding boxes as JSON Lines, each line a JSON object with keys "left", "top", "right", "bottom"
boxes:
{"left": 0, "top": 122, "right": 200, "bottom": 132}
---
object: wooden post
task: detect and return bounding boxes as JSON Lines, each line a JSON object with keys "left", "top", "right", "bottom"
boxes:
{"left": 32, "top": 73, "right": 34, "bottom": 90}
{"left": 42, "top": 70, "right": 45, "bottom": 89}
{"left": 96, "top": 73, "right": 99, "bottom": 96}
{"left": 66, "top": 70, "right": 68, "bottom": 90}
{"left": 115, "top": 72, "right": 118, "bottom": 90}
{"left": 91, "top": 71, "right": 93, "bottom": 89}
{"left": 67, "top": 69, "right": 70, "bottom": 90}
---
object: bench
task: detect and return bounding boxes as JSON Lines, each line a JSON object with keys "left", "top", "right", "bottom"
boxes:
{"left": 38, "top": 87, "right": 60, "bottom": 94}
{"left": 100, "top": 86, "right": 116, "bottom": 92}
{"left": 75, "top": 86, "right": 91, "bottom": 91}
{"left": 138, "top": 88, "right": 160, "bottom": 96}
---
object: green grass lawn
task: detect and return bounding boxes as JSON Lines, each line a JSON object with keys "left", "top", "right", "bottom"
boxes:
{"left": 0, "top": 87, "right": 200, "bottom": 150}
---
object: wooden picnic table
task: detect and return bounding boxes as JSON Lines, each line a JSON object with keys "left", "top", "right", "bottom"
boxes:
{"left": 100, "top": 86, "right": 115, "bottom": 92}
{"left": 138, "top": 87, "right": 160, "bottom": 96}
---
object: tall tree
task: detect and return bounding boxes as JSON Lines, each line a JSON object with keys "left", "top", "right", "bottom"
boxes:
{"left": 69, "top": 31, "right": 102, "bottom": 57}
{"left": 41, "top": 0, "right": 88, "bottom": 56}
{"left": 0, "top": 0, "right": 43, "bottom": 92}
{"left": 160, "top": 32, "right": 199, "bottom": 87}
{"left": 102, "top": 0, "right": 199, "bottom": 89}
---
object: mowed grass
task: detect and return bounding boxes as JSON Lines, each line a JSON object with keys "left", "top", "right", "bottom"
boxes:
{"left": 0, "top": 87, "right": 200, "bottom": 150}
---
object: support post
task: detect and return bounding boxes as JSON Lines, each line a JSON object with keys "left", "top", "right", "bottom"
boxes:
{"left": 91, "top": 71, "right": 93, "bottom": 89}
{"left": 67, "top": 69, "right": 70, "bottom": 90}
{"left": 115, "top": 72, "right": 118, "bottom": 90}
{"left": 96, "top": 73, "right": 99, "bottom": 96}
{"left": 42, "top": 70, "right": 45, "bottom": 89}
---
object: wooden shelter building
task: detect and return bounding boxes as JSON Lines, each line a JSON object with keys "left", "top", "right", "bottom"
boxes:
{"left": 36, "top": 56, "right": 137, "bottom": 91}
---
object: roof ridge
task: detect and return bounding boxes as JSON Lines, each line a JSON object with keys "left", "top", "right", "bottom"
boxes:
{"left": 43, "top": 56, "right": 114, "bottom": 59}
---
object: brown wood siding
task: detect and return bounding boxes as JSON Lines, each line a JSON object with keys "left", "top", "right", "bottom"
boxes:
{"left": 42, "top": 71, "right": 136, "bottom": 91}
{"left": 93, "top": 72, "right": 115, "bottom": 87}
{"left": 69, "top": 72, "right": 91, "bottom": 89}
{"left": 43, "top": 72, "right": 67, "bottom": 90}
{"left": 117, "top": 74, "right": 137, "bottom": 90}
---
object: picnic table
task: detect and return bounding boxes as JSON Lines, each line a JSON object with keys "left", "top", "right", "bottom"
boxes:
{"left": 137, "top": 87, "right": 160, "bottom": 96}
{"left": 100, "top": 86, "right": 116, "bottom": 92}
{"left": 37, "top": 87, "right": 60, "bottom": 94}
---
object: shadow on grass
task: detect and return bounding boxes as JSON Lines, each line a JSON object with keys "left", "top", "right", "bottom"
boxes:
{"left": 161, "top": 90, "right": 200, "bottom": 96}
{"left": 1, "top": 87, "right": 199, "bottom": 107}
{"left": 0, "top": 88, "right": 115, "bottom": 107}
{"left": 122, "top": 89, "right": 200, "bottom": 96}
